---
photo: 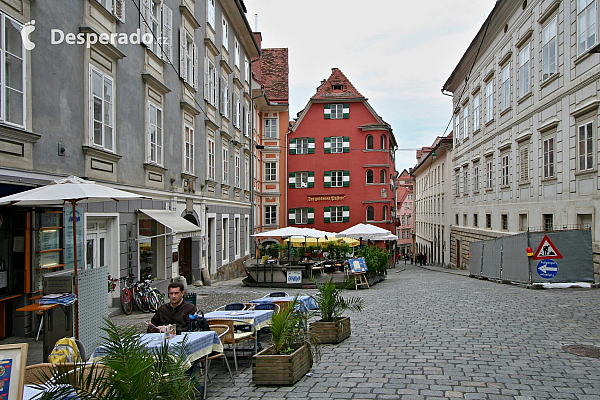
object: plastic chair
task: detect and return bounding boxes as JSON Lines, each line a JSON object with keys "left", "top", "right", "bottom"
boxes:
{"left": 183, "top": 293, "right": 197, "bottom": 306}
{"left": 200, "top": 325, "right": 235, "bottom": 399}
{"left": 252, "top": 303, "right": 280, "bottom": 312}
{"left": 214, "top": 303, "right": 245, "bottom": 311}
{"left": 207, "top": 319, "right": 256, "bottom": 375}
{"left": 271, "top": 300, "right": 293, "bottom": 310}
{"left": 263, "top": 292, "right": 288, "bottom": 298}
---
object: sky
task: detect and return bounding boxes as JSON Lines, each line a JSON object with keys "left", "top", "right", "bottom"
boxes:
{"left": 243, "top": 0, "right": 498, "bottom": 173}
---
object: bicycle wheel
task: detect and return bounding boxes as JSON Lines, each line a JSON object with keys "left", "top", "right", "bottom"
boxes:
{"left": 133, "top": 288, "right": 146, "bottom": 312}
{"left": 120, "top": 289, "right": 133, "bottom": 315}
{"left": 147, "top": 291, "right": 160, "bottom": 313}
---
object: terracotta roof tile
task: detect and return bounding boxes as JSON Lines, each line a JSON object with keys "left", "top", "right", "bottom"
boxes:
{"left": 260, "top": 48, "right": 289, "bottom": 103}
{"left": 311, "top": 68, "right": 364, "bottom": 100}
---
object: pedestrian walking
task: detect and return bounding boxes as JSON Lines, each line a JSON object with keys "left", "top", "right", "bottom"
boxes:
{"left": 423, "top": 253, "right": 427, "bottom": 265}
{"left": 417, "top": 252, "right": 423, "bottom": 266}
{"left": 404, "top": 253, "right": 408, "bottom": 265}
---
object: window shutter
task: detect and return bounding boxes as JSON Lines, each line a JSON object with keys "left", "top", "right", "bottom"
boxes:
{"left": 220, "top": 77, "right": 225, "bottom": 115}
{"left": 343, "top": 136, "right": 350, "bottom": 153}
{"left": 324, "top": 137, "right": 331, "bottom": 154}
{"left": 520, "top": 146, "right": 529, "bottom": 182}
{"left": 193, "top": 42, "right": 198, "bottom": 89}
{"left": 324, "top": 104, "right": 331, "bottom": 119}
{"left": 140, "top": 0, "right": 150, "bottom": 44}
{"left": 289, "top": 208, "right": 296, "bottom": 225}
{"left": 308, "top": 208, "right": 314, "bottom": 224}
{"left": 113, "top": 0, "right": 125, "bottom": 22}
{"left": 343, "top": 103, "right": 349, "bottom": 118}
{"left": 288, "top": 172, "right": 296, "bottom": 188}
{"left": 162, "top": 5, "right": 172, "bottom": 61}
{"left": 324, "top": 171, "right": 331, "bottom": 187}
{"left": 204, "top": 57, "right": 210, "bottom": 100}
{"left": 343, "top": 206, "right": 350, "bottom": 222}
{"left": 308, "top": 171, "right": 314, "bottom": 188}
{"left": 289, "top": 138, "right": 296, "bottom": 155}
{"left": 180, "top": 29, "right": 187, "bottom": 81}
{"left": 343, "top": 170, "right": 350, "bottom": 187}
{"left": 308, "top": 137, "right": 315, "bottom": 154}
{"left": 324, "top": 207, "right": 331, "bottom": 223}
{"left": 212, "top": 67, "right": 218, "bottom": 108}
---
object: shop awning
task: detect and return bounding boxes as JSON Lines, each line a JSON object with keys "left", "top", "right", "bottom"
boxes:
{"left": 139, "top": 209, "right": 201, "bottom": 240}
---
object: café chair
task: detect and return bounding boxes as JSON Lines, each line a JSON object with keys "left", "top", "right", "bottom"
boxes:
{"left": 263, "top": 292, "right": 288, "bottom": 298}
{"left": 271, "top": 300, "right": 293, "bottom": 310}
{"left": 200, "top": 324, "right": 235, "bottom": 400}
{"left": 213, "top": 303, "right": 246, "bottom": 312}
{"left": 207, "top": 319, "right": 256, "bottom": 375}
{"left": 24, "top": 363, "right": 55, "bottom": 385}
{"left": 252, "top": 303, "right": 279, "bottom": 312}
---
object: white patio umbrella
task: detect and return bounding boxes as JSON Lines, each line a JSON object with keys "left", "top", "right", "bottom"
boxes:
{"left": 0, "top": 175, "right": 145, "bottom": 337}
{"left": 335, "top": 223, "right": 393, "bottom": 240}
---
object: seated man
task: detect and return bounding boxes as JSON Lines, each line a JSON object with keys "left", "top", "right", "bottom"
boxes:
{"left": 148, "top": 282, "right": 197, "bottom": 334}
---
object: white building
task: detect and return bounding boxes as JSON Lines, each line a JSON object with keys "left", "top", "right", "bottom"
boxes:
{"left": 442, "top": 0, "right": 599, "bottom": 280}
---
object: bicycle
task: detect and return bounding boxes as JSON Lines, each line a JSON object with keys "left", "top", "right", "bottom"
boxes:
{"left": 119, "top": 276, "right": 135, "bottom": 315}
{"left": 140, "top": 278, "right": 163, "bottom": 313}
{"left": 131, "top": 279, "right": 150, "bottom": 313}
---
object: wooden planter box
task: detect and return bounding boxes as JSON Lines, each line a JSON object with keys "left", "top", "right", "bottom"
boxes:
{"left": 310, "top": 316, "right": 351, "bottom": 344}
{"left": 252, "top": 344, "right": 313, "bottom": 386}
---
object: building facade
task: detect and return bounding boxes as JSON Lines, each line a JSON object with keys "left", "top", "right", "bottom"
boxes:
{"left": 0, "top": 0, "right": 262, "bottom": 337}
{"left": 287, "top": 68, "right": 397, "bottom": 234}
{"left": 395, "top": 169, "right": 414, "bottom": 256}
{"left": 442, "top": 0, "right": 600, "bottom": 279}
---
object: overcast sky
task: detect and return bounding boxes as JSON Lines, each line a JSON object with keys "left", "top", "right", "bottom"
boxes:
{"left": 243, "top": 0, "right": 498, "bottom": 173}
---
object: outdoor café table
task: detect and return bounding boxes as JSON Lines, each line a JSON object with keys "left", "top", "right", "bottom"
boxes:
{"left": 23, "top": 384, "right": 79, "bottom": 400}
{"left": 89, "top": 331, "right": 223, "bottom": 370}
{"left": 249, "top": 295, "right": 318, "bottom": 311}
{"left": 204, "top": 309, "right": 274, "bottom": 330}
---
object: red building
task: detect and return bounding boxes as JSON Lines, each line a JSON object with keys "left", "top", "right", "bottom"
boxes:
{"left": 287, "top": 68, "right": 397, "bottom": 233}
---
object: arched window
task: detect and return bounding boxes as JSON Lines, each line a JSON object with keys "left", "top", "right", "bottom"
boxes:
{"left": 366, "top": 135, "right": 373, "bottom": 149}
{"left": 380, "top": 170, "right": 386, "bottom": 183}
{"left": 366, "top": 169, "right": 373, "bottom": 183}
{"left": 382, "top": 205, "right": 388, "bottom": 220}
{"left": 380, "top": 135, "right": 386, "bottom": 149}
{"left": 366, "top": 206, "right": 374, "bottom": 221}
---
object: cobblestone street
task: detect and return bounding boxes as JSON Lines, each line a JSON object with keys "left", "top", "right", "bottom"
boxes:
{"left": 202, "top": 264, "right": 600, "bottom": 399}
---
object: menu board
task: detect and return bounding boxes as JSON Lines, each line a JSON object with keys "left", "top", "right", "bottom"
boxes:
{"left": 38, "top": 212, "right": 63, "bottom": 270}
{"left": 39, "top": 252, "right": 61, "bottom": 269}
{"left": 39, "top": 230, "right": 60, "bottom": 251}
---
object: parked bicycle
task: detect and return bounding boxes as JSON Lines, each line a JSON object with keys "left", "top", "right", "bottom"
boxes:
{"left": 140, "top": 277, "right": 164, "bottom": 313}
{"left": 119, "top": 276, "right": 135, "bottom": 315}
{"left": 131, "top": 279, "right": 150, "bottom": 313}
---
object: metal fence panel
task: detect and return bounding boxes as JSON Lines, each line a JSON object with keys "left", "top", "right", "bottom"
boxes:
{"left": 469, "top": 241, "right": 484, "bottom": 276}
{"left": 529, "top": 230, "right": 594, "bottom": 283}
{"left": 501, "top": 232, "right": 530, "bottom": 283}
{"left": 482, "top": 237, "right": 502, "bottom": 279}
{"left": 78, "top": 266, "right": 109, "bottom": 354}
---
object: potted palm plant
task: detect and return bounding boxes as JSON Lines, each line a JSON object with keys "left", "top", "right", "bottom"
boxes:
{"left": 252, "top": 298, "right": 319, "bottom": 386}
{"left": 310, "top": 277, "right": 364, "bottom": 344}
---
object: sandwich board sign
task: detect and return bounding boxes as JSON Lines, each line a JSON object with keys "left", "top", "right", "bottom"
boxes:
{"left": 532, "top": 235, "right": 563, "bottom": 260}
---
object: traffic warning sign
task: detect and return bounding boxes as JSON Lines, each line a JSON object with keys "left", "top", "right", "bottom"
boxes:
{"left": 532, "top": 235, "right": 563, "bottom": 260}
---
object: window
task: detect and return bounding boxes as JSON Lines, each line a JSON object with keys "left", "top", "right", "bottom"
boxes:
{"left": 463, "top": 169, "right": 468, "bottom": 193}
{"left": 383, "top": 206, "right": 388, "bottom": 221}
{"left": 204, "top": 57, "right": 217, "bottom": 107}
{"left": 366, "top": 170, "right": 374, "bottom": 184}
{"left": 380, "top": 170, "right": 386, "bottom": 183}
{"left": 295, "top": 172, "right": 308, "bottom": 188}
{"left": 222, "top": 17, "right": 229, "bottom": 51}
{"left": 474, "top": 165, "right": 480, "bottom": 191}
{"left": 366, "top": 135, "right": 374, "bottom": 149}
{"left": 330, "top": 206, "right": 345, "bottom": 223}
{"left": 324, "top": 103, "right": 348, "bottom": 119}
{"left": 543, "top": 137, "right": 555, "bottom": 178}
{"left": 208, "top": 139, "right": 215, "bottom": 180}
{"left": 265, "top": 162, "right": 277, "bottom": 181}
{"left": 235, "top": 152, "right": 240, "bottom": 187}
{"left": 222, "top": 147, "right": 229, "bottom": 184}
{"left": 463, "top": 106, "right": 469, "bottom": 137}
{"left": 486, "top": 213, "right": 492, "bottom": 229}
{"left": 519, "top": 213, "right": 528, "bottom": 231}
{"left": 148, "top": 102, "right": 163, "bottom": 165}
{"left": 183, "top": 125, "right": 194, "bottom": 174}
{"left": 331, "top": 170, "right": 343, "bottom": 187}
{"left": 455, "top": 214, "right": 459, "bottom": 225}
{"left": 578, "top": 122, "right": 594, "bottom": 171}
{"left": 265, "top": 205, "right": 276, "bottom": 225}
{"left": 542, "top": 18, "right": 557, "bottom": 80}
{"left": 331, "top": 136, "right": 343, "bottom": 153}
{"left": 234, "top": 39, "right": 240, "bottom": 68}
{"left": 501, "top": 214, "right": 508, "bottom": 230}
{"left": 1, "top": 15, "right": 25, "bottom": 127}
{"left": 295, "top": 138, "right": 309, "bottom": 154}
{"left": 473, "top": 94, "right": 480, "bottom": 131}
{"left": 331, "top": 104, "right": 343, "bottom": 119}
{"left": 366, "top": 206, "right": 374, "bottom": 221}
{"left": 90, "top": 66, "right": 114, "bottom": 151}
{"left": 295, "top": 208, "right": 309, "bottom": 224}
{"left": 222, "top": 217, "right": 229, "bottom": 262}
{"left": 543, "top": 213, "right": 554, "bottom": 231}
{"left": 233, "top": 93, "right": 241, "bottom": 129}
{"left": 265, "top": 118, "right": 276, "bottom": 138}
{"left": 149, "top": 0, "right": 161, "bottom": 55}
{"left": 454, "top": 170, "right": 460, "bottom": 195}
{"left": 486, "top": 159, "right": 493, "bottom": 188}
{"left": 207, "top": 0, "right": 215, "bottom": 29}
{"left": 454, "top": 113, "right": 461, "bottom": 141}
{"left": 577, "top": 213, "right": 593, "bottom": 230}
{"left": 500, "top": 64, "right": 510, "bottom": 111}
{"left": 234, "top": 217, "right": 240, "bottom": 257}
{"left": 244, "top": 56, "right": 249, "bottom": 83}
{"left": 141, "top": 0, "right": 172, "bottom": 59}
{"left": 474, "top": 213, "right": 479, "bottom": 227}
{"left": 220, "top": 76, "right": 230, "bottom": 118}
{"left": 501, "top": 154, "right": 509, "bottom": 186}
{"left": 518, "top": 44, "right": 531, "bottom": 97}
{"left": 181, "top": 31, "right": 197, "bottom": 88}
{"left": 463, "top": 214, "right": 468, "bottom": 226}
{"left": 380, "top": 135, "right": 386, "bottom": 149}
{"left": 485, "top": 80, "right": 494, "bottom": 122}
{"left": 244, "top": 155, "right": 249, "bottom": 190}
{"left": 578, "top": 0, "right": 597, "bottom": 55}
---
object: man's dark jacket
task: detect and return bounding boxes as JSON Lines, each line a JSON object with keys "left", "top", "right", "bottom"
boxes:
{"left": 150, "top": 300, "right": 197, "bottom": 332}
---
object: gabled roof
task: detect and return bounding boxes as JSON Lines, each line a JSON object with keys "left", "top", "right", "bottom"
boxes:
{"left": 260, "top": 48, "right": 289, "bottom": 104}
{"left": 311, "top": 68, "right": 365, "bottom": 101}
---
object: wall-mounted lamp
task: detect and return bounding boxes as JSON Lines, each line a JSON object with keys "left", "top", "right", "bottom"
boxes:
{"left": 255, "top": 144, "right": 265, "bottom": 150}
{"left": 431, "top": 150, "right": 438, "bottom": 159}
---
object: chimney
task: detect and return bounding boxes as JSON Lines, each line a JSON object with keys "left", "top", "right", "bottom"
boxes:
{"left": 253, "top": 32, "right": 262, "bottom": 51}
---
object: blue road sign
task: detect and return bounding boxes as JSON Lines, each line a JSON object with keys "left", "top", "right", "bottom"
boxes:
{"left": 537, "top": 259, "right": 559, "bottom": 279}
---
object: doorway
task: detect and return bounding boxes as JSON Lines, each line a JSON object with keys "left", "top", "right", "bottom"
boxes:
{"left": 456, "top": 239, "right": 461, "bottom": 269}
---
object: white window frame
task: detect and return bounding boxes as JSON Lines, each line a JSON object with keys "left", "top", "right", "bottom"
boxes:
{"left": 295, "top": 208, "right": 308, "bottom": 224}
{"left": 244, "top": 56, "right": 249, "bottom": 83}
{"left": 500, "top": 64, "right": 510, "bottom": 111}
{"left": 222, "top": 217, "right": 228, "bottom": 263}
{"left": 473, "top": 94, "right": 480, "bottom": 132}
{"left": 0, "top": 15, "right": 26, "bottom": 128}
{"left": 330, "top": 206, "right": 344, "bottom": 223}
{"left": 486, "top": 159, "right": 493, "bottom": 188}
{"left": 518, "top": 44, "right": 531, "bottom": 97}
{"left": 206, "top": 0, "right": 215, "bottom": 30}
{"left": 234, "top": 39, "right": 240, "bottom": 68}
{"left": 454, "top": 113, "right": 460, "bottom": 141}
{"left": 542, "top": 17, "right": 557, "bottom": 81}
{"left": 473, "top": 165, "right": 479, "bottom": 191}
{"left": 331, "top": 170, "right": 344, "bottom": 187}
{"left": 222, "top": 17, "right": 229, "bottom": 51}
{"left": 485, "top": 80, "right": 494, "bottom": 122}
{"left": 234, "top": 217, "right": 240, "bottom": 257}
{"left": 265, "top": 205, "right": 277, "bottom": 226}
{"left": 89, "top": 65, "right": 115, "bottom": 151}
{"left": 222, "top": 147, "right": 229, "bottom": 184}
{"left": 147, "top": 102, "right": 163, "bottom": 165}
{"left": 183, "top": 124, "right": 194, "bottom": 174}
{"left": 296, "top": 138, "right": 309, "bottom": 154}
{"left": 244, "top": 155, "right": 249, "bottom": 190}
{"left": 519, "top": 146, "right": 529, "bottom": 183}
{"left": 295, "top": 172, "right": 308, "bottom": 188}
{"left": 330, "top": 104, "right": 343, "bottom": 119}
{"left": 181, "top": 31, "right": 197, "bottom": 89}
{"left": 578, "top": 121, "right": 594, "bottom": 171}
{"left": 463, "top": 169, "right": 468, "bottom": 193}
{"left": 264, "top": 117, "right": 277, "bottom": 138}
{"left": 501, "top": 154, "right": 509, "bottom": 186}
{"left": 578, "top": 0, "right": 597, "bottom": 56}
{"left": 543, "top": 137, "right": 555, "bottom": 178}
{"left": 265, "top": 162, "right": 277, "bottom": 181}
{"left": 235, "top": 152, "right": 240, "bottom": 187}
{"left": 462, "top": 106, "right": 469, "bottom": 138}
{"left": 208, "top": 138, "right": 215, "bottom": 180}
{"left": 331, "top": 136, "right": 343, "bottom": 153}
{"left": 149, "top": 0, "right": 162, "bottom": 55}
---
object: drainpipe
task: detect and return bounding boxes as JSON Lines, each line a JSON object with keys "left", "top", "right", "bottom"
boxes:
{"left": 249, "top": 59, "right": 263, "bottom": 257}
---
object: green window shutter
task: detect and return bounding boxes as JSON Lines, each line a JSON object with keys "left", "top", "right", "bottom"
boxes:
{"left": 288, "top": 172, "right": 296, "bottom": 188}
{"left": 289, "top": 138, "right": 296, "bottom": 155}
{"left": 343, "top": 170, "right": 350, "bottom": 187}
{"left": 343, "top": 103, "right": 349, "bottom": 119}
{"left": 324, "top": 207, "right": 331, "bottom": 223}
{"left": 308, "top": 171, "right": 314, "bottom": 188}
{"left": 308, "top": 207, "right": 314, "bottom": 224}
{"left": 308, "top": 137, "right": 315, "bottom": 154}
{"left": 324, "top": 104, "right": 331, "bottom": 119}
{"left": 324, "top": 171, "right": 331, "bottom": 187}
{"left": 324, "top": 137, "right": 331, "bottom": 154}
{"left": 343, "top": 205, "right": 350, "bottom": 222}
{"left": 343, "top": 136, "right": 350, "bottom": 153}
{"left": 288, "top": 208, "right": 296, "bottom": 225}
